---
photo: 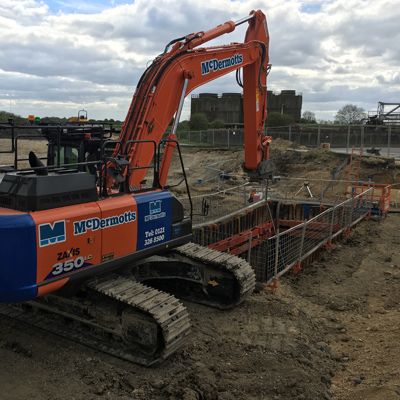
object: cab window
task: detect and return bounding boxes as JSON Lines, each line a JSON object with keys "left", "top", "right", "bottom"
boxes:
{"left": 49, "top": 144, "right": 79, "bottom": 167}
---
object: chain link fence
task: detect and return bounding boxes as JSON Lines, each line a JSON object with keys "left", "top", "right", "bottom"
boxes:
{"left": 176, "top": 124, "right": 400, "bottom": 158}
{"left": 251, "top": 187, "right": 374, "bottom": 287}
{"left": 266, "top": 124, "right": 400, "bottom": 153}
{"left": 262, "top": 188, "right": 374, "bottom": 287}
{"left": 177, "top": 129, "right": 245, "bottom": 148}
{"left": 190, "top": 186, "right": 377, "bottom": 289}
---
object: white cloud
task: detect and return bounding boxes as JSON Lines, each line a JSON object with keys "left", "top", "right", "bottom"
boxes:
{"left": 0, "top": 0, "right": 399, "bottom": 123}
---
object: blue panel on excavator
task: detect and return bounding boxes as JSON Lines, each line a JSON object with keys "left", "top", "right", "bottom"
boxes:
{"left": 135, "top": 191, "right": 172, "bottom": 251}
{"left": 0, "top": 214, "right": 38, "bottom": 302}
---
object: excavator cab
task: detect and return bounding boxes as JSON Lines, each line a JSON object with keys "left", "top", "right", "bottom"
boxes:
{"left": 48, "top": 141, "right": 80, "bottom": 167}
{"left": 43, "top": 119, "right": 117, "bottom": 174}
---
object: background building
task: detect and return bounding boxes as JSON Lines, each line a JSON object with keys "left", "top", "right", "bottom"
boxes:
{"left": 190, "top": 90, "right": 303, "bottom": 126}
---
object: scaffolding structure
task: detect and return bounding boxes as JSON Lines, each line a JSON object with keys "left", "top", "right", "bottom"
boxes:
{"left": 368, "top": 102, "right": 400, "bottom": 125}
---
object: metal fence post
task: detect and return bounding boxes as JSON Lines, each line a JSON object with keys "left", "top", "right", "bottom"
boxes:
{"left": 329, "top": 206, "right": 335, "bottom": 244}
{"left": 212, "top": 130, "right": 215, "bottom": 147}
{"left": 387, "top": 125, "right": 391, "bottom": 157}
{"left": 289, "top": 125, "right": 292, "bottom": 142}
{"left": 347, "top": 125, "right": 350, "bottom": 153}
{"left": 298, "top": 221, "right": 307, "bottom": 264}
{"left": 227, "top": 129, "right": 230, "bottom": 147}
{"left": 273, "top": 201, "right": 282, "bottom": 284}
{"left": 317, "top": 125, "right": 321, "bottom": 147}
{"left": 274, "top": 230, "right": 280, "bottom": 281}
{"left": 349, "top": 196, "right": 355, "bottom": 228}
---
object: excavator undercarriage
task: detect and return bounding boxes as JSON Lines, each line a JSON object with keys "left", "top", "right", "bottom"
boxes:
{"left": 0, "top": 243, "right": 255, "bottom": 365}
{"left": 133, "top": 243, "right": 256, "bottom": 310}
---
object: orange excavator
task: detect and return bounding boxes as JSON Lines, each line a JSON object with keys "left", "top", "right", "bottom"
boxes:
{"left": 0, "top": 10, "right": 272, "bottom": 365}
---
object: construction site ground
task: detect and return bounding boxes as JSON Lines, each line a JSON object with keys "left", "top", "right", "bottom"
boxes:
{"left": 1, "top": 138, "right": 400, "bottom": 400}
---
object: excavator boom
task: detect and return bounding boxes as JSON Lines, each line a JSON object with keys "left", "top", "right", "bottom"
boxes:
{"left": 111, "top": 9, "right": 271, "bottom": 190}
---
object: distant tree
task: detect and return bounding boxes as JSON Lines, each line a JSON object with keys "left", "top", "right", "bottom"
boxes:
{"left": 0, "top": 111, "right": 27, "bottom": 123}
{"left": 41, "top": 116, "right": 68, "bottom": 124}
{"left": 335, "top": 104, "right": 366, "bottom": 124}
{"left": 0, "top": 110, "right": 11, "bottom": 122}
{"left": 317, "top": 119, "right": 334, "bottom": 125}
{"left": 266, "top": 112, "right": 295, "bottom": 127}
{"left": 300, "top": 117, "right": 317, "bottom": 124}
{"left": 178, "top": 120, "right": 190, "bottom": 131}
{"left": 301, "top": 111, "right": 316, "bottom": 123}
{"left": 209, "top": 119, "right": 225, "bottom": 129}
{"left": 189, "top": 113, "right": 208, "bottom": 131}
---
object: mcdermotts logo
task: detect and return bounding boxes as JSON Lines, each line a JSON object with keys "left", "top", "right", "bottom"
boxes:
{"left": 39, "top": 220, "right": 66, "bottom": 247}
{"left": 73, "top": 211, "right": 136, "bottom": 235}
{"left": 145, "top": 200, "right": 166, "bottom": 221}
{"left": 201, "top": 53, "right": 243, "bottom": 75}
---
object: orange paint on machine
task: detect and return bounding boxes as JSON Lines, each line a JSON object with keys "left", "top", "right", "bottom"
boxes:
{"left": 0, "top": 180, "right": 189, "bottom": 303}
{"left": 96, "top": 194, "right": 138, "bottom": 260}
{"left": 31, "top": 201, "right": 103, "bottom": 286}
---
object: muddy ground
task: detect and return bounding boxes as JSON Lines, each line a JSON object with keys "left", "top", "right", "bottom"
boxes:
{"left": 1, "top": 139, "right": 400, "bottom": 400}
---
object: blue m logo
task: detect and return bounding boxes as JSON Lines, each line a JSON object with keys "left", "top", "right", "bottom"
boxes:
{"left": 149, "top": 200, "right": 161, "bottom": 215}
{"left": 39, "top": 220, "right": 66, "bottom": 247}
{"left": 173, "top": 226, "right": 181, "bottom": 237}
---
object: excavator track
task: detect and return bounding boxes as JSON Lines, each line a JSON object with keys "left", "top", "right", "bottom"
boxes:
{"left": 131, "top": 243, "right": 256, "bottom": 309}
{"left": 0, "top": 244, "right": 254, "bottom": 365}
{"left": 0, "top": 274, "right": 191, "bottom": 366}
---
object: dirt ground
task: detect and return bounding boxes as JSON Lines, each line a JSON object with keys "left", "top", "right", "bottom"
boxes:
{"left": 1, "top": 139, "right": 400, "bottom": 400}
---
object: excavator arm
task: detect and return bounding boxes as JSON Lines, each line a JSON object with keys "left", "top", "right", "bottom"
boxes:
{"left": 110, "top": 9, "right": 271, "bottom": 190}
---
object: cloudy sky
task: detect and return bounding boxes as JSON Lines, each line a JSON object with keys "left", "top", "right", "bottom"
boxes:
{"left": 1, "top": 0, "right": 399, "bottom": 122}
